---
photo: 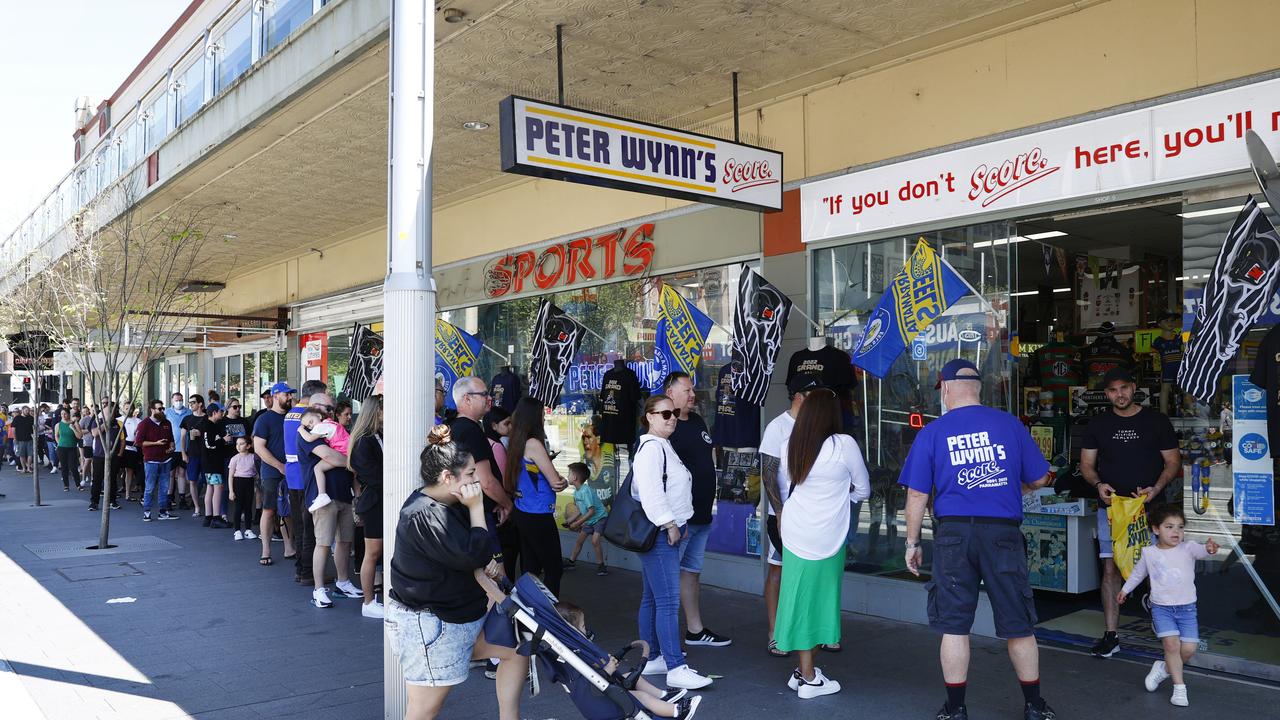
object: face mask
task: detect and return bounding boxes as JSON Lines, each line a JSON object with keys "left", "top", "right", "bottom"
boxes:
{"left": 172, "top": 400, "right": 184, "bottom": 408}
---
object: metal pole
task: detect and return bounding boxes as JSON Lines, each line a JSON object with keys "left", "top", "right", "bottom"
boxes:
{"left": 732, "top": 71, "right": 739, "bottom": 142}
{"left": 384, "top": 0, "right": 435, "bottom": 717}
{"left": 556, "top": 24, "right": 565, "bottom": 105}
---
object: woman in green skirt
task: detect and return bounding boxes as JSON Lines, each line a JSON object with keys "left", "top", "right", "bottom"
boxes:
{"left": 775, "top": 389, "right": 871, "bottom": 699}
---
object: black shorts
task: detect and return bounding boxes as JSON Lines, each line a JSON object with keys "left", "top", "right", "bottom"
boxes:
{"left": 81, "top": 446, "right": 93, "bottom": 460}
{"left": 357, "top": 503, "right": 383, "bottom": 539}
{"left": 925, "top": 518, "right": 1037, "bottom": 639}
{"left": 169, "top": 451, "right": 186, "bottom": 468}
{"left": 258, "top": 477, "right": 281, "bottom": 510}
{"left": 123, "top": 450, "right": 144, "bottom": 472}
{"left": 766, "top": 514, "right": 782, "bottom": 553}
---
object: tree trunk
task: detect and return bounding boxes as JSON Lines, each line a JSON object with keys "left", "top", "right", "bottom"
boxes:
{"left": 32, "top": 440, "right": 42, "bottom": 506}
{"left": 97, "top": 408, "right": 113, "bottom": 549}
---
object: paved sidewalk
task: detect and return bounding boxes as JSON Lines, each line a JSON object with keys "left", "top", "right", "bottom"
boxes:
{"left": 0, "top": 467, "right": 381, "bottom": 720}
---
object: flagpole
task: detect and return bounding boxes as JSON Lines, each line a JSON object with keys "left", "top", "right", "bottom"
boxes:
{"left": 943, "top": 256, "right": 995, "bottom": 314}
{"left": 789, "top": 304, "right": 824, "bottom": 335}
{"left": 481, "top": 343, "right": 511, "bottom": 364}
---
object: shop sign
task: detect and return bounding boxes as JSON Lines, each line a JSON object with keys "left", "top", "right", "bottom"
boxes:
{"left": 300, "top": 332, "right": 328, "bottom": 383}
{"left": 1232, "top": 374, "right": 1275, "bottom": 526}
{"left": 483, "top": 224, "right": 655, "bottom": 299}
{"left": 802, "top": 77, "right": 1280, "bottom": 242}
{"left": 500, "top": 96, "right": 783, "bottom": 212}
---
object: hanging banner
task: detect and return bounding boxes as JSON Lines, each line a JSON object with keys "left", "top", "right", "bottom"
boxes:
{"left": 435, "top": 320, "right": 483, "bottom": 410}
{"left": 340, "top": 325, "right": 384, "bottom": 403}
{"left": 1179, "top": 199, "right": 1280, "bottom": 402}
{"left": 651, "top": 284, "right": 713, "bottom": 391}
{"left": 729, "top": 270, "right": 793, "bottom": 406}
{"left": 527, "top": 300, "right": 587, "bottom": 408}
{"left": 1233, "top": 375, "right": 1275, "bottom": 526}
{"left": 500, "top": 96, "right": 783, "bottom": 212}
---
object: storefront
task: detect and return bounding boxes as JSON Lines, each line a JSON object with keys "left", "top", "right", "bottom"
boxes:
{"left": 798, "top": 74, "right": 1280, "bottom": 679}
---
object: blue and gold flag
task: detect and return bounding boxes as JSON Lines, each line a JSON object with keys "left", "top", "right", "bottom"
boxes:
{"left": 652, "top": 284, "right": 713, "bottom": 390}
{"left": 435, "top": 319, "right": 483, "bottom": 409}
{"left": 851, "top": 238, "right": 971, "bottom": 378}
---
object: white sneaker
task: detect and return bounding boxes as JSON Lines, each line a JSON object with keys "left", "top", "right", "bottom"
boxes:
{"left": 361, "top": 600, "right": 385, "bottom": 619}
{"left": 666, "top": 665, "right": 713, "bottom": 690}
{"left": 796, "top": 667, "right": 841, "bottom": 699}
{"left": 1144, "top": 660, "right": 1170, "bottom": 692}
{"left": 308, "top": 493, "right": 332, "bottom": 513}
{"left": 311, "top": 587, "right": 333, "bottom": 608}
{"left": 244, "top": 529, "right": 258, "bottom": 540}
{"left": 334, "top": 580, "right": 363, "bottom": 598}
{"left": 233, "top": 530, "right": 244, "bottom": 541}
{"left": 642, "top": 657, "right": 668, "bottom": 675}
{"left": 1170, "top": 684, "right": 1188, "bottom": 707}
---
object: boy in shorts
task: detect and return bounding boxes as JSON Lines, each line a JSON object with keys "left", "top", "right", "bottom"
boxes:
{"left": 298, "top": 407, "right": 350, "bottom": 513}
{"left": 563, "top": 462, "right": 608, "bottom": 576}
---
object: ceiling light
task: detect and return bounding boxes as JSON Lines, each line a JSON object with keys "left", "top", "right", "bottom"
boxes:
{"left": 442, "top": 8, "right": 465, "bottom": 23}
{"left": 462, "top": 120, "right": 490, "bottom": 131}
{"left": 1178, "top": 202, "right": 1270, "bottom": 219}
{"left": 1025, "top": 230, "right": 1066, "bottom": 240}
{"left": 971, "top": 236, "right": 1029, "bottom": 249}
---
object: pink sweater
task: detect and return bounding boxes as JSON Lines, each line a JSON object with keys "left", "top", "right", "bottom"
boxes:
{"left": 1121, "top": 541, "right": 1210, "bottom": 606}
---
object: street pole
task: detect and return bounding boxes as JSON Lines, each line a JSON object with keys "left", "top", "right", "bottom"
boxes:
{"left": 384, "top": 0, "right": 434, "bottom": 717}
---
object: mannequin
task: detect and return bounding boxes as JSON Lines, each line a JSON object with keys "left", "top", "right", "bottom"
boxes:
{"left": 787, "top": 338, "right": 855, "bottom": 432}
{"left": 1082, "top": 321, "right": 1133, "bottom": 390}
{"left": 1150, "top": 312, "right": 1184, "bottom": 414}
{"left": 808, "top": 336, "right": 827, "bottom": 351}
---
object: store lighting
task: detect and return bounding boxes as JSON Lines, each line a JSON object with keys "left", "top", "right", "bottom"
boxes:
{"left": 972, "top": 236, "right": 1030, "bottom": 249}
{"left": 462, "top": 120, "right": 490, "bottom": 131}
{"left": 1178, "top": 202, "right": 1270, "bottom": 219}
{"left": 1010, "top": 287, "right": 1071, "bottom": 298}
{"left": 1024, "top": 230, "right": 1067, "bottom": 240}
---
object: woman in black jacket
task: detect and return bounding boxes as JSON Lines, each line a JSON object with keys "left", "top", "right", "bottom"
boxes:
{"left": 348, "top": 394, "right": 384, "bottom": 619}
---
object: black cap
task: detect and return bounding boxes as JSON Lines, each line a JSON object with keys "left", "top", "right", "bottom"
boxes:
{"left": 787, "top": 372, "right": 824, "bottom": 395}
{"left": 1099, "top": 366, "right": 1135, "bottom": 390}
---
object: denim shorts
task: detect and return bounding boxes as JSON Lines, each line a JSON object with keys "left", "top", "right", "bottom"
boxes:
{"left": 1151, "top": 602, "right": 1199, "bottom": 643}
{"left": 678, "top": 522, "right": 712, "bottom": 574}
{"left": 386, "top": 599, "right": 483, "bottom": 686}
{"left": 204, "top": 473, "right": 224, "bottom": 486}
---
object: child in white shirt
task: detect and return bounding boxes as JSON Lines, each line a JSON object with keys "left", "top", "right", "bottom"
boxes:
{"left": 1117, "top": 505, "right": 1219, "bottom": 708}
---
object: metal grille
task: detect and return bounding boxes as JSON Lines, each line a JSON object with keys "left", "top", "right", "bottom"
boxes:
{"left": 24, "top": 535, "right": 180, "bottom": 560}
{"left": 57, "top": 562, "right": 144, "bottom": 582}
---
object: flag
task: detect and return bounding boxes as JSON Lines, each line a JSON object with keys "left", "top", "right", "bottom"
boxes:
{"left": 651, "top": 284, "right": 713, "bottom": 390}
{"left": 729, "top": 270, "right": 793, "bottom": 405}
{"left": 435, "top": 319, "right": 483, "bottom": 409}
{"left": 850, "top": 238, "right": 972, "bottom": 378}
{"left": 1179, "top": 198, "right": 1280, "bottom": 402}
{"left": 339, "top": 324, "right": 383, "bottom": 402}
{"left": 528, "top": 300, "right": 587, "bottom": 408}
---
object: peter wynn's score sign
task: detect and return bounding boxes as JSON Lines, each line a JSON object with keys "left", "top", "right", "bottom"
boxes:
{"left": 500, "top": 96, "right": 782, "bottom": 212}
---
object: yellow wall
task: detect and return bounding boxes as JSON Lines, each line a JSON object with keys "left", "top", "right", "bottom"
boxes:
{"left": 214, "top": 0, "right": 1280, "bottom": 317}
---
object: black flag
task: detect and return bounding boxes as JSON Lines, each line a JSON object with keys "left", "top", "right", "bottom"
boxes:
{"left": 730, "top": 270, "right": 793, "bottom": 405}
{"left": 528, "top": 300, "right": 586, "bottom": 408}
{"left": 1179, "top": 197, "right": 1280, "bottom": 402}
{"left": 340, "top": 324, "right": 384, "bottom": 402}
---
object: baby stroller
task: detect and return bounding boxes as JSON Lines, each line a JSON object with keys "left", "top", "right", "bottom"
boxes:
{"left": 477, "top": 571, "right": 658, "bottom": 720}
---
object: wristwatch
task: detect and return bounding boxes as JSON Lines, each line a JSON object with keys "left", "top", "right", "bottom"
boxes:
{"left": 905, "top": 541, "right": 920, "bottom": 550}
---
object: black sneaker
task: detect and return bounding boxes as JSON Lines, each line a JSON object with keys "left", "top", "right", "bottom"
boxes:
{"left": 1090, "top": 634, "right": 1120, "bottom": 658}
{"left": 596, "top": 565, "right": 609, "bottom": 576}
{"left": 685, "top": 628, "right": 732, "bottom": 647}
{"left": 1024, "top": 700, "right": 1057, "bottom": 720}
{"left": 660, "top": 688, "right": 688, "bottom": 703}
{"left": 563, "top": 560, "right": 577, "bottom": 571}
{"left": 675, "top": 695, "right": 702, "bottom": 719}
{"left": 936, "top": 704, "right": 968, "bottom": 720}
{"left": 484, "top": 660, "right": 498, "bottom": 680}
{"left": 88, "top": 506, "right": 99, "bottom": 512}
{"left": 143, "top": 511, "right": 152, "bottom": 522}
{"left": 157, "top": 511, "right": 178, "bottom": 520}
{"left": 110, "top": 502, "right": 121, "bottom": 510}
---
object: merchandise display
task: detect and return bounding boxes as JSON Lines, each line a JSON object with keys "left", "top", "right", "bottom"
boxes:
{"left": 1081, "top": 322, "right": 1134, "bottom": 390}
{"left": 490, "top": 366, "right": 523, "bottom": 411}
{"left": 1031, "top": 337, "right": 1081, "bottom": 408}
{"left": 596, "top": 360, "right": 642, "bottom": 445}
{"left": 712, "top": 362, "right": 760, "bottom": 448}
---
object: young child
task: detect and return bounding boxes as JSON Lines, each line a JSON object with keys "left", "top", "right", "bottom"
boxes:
{"left": 227, "top": 437, "right": 259, "bottom": 541}
{"left": 563, "top": 462, "right": 609, "bottom": 575}
{"left": 1117, "top": 505, "right": 1219, "bottom": 707}
{"left": 554, "top": 602, "right": 702, "bottom": 719}
{"left": 298, "top": 407, "right": 351, "bottom": 512}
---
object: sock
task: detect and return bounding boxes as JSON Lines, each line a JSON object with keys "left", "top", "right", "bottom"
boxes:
{"left": 945, "top": 682, "right": 966, "bottom": 711}
{"left": 1103, "top": 631, "right": 1117, "bottom": 640}
{"left": 1020, "top": 679, "right": 1043, "bottom": 708}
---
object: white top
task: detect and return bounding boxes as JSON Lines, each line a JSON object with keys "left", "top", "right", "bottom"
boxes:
{"left": 759, "top": 411, "right": 795, "bottom": 517}
{"left": 780, "top": 434, "right": 871, "bottom": 561}
{"left": 122, "top": 416, "right": 142, "bottom": 443}
{"left": 631, "top": 434, "right": 694, "bottom": 529}
{"left": 1121, "top": 541, "right": 1209, "bottom": 606}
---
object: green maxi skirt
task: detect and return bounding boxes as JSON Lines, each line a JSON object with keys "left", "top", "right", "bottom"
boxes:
{"left": 773, "top": 546, "right": 844, "bottom": 652}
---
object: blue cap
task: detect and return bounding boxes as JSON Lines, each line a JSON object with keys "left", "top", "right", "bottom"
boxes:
{"left": 269, "top": 381, "right": 296, "bottom": 395}
{"left": 935, "top": 359, "right": 982, "bottom": 389}
{"left": 207, "top": 402, "right": 223, "bottom": 413}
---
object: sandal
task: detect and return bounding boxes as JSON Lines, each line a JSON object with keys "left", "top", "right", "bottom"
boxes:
{"left": 820, "top": 642, "right": 842, "bottom": 653}
{"left": 768, "top": 639, "right": 790, "bottom": 657}
{"left": 259, "top": 557, "right": 274, "bottom": 566}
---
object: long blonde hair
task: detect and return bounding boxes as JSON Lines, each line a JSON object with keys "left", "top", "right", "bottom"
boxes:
{"left": 346, "top": 394, "right": 383, "bottom": 472}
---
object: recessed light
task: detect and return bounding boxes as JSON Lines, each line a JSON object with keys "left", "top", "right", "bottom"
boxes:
{"left": 222, "top": 233, "right": 238, "bottom": 240}
{"left": 462, "top": 121, "right": 490, "bottom": 131}
{"left": 443, "top": 8, "right": 465, "bottom": 23}
{"left": 1025, "top": 230, "right": 1066, "bottom": 240}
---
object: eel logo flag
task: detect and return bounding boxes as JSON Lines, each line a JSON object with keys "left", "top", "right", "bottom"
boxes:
{"left": 1179, "top": 197, "right": 1280, "bottom": 402}
{"left": 340, "top": 325, "right": 383, "bottom": 403}
{"left": 851, "top": 238, "right": 971, "bottom": 378}
{"left": 528, "top": 300, "right": 587, "bottom": 408}
{"left": 652, "top": 284, "right": 713, "bottom": 390}
{"left": 435, "top": 319, "right": 483, "bottom": 409}
{"left": 730, "top": 270, "right": 793, "bottom": 405}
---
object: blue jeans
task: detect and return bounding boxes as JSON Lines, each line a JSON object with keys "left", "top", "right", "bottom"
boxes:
{"left": 639, "top": 529, "right": 685, "bottom": 670}
{"left": 143, "top": 460, "right": 171, "bottom": 512}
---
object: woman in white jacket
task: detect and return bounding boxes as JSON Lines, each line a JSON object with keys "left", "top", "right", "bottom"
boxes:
{"left": 633, "top": 394, "right": 713, "bottom": 691}
{"left": 776, "top": 388, "right": 870, "bottom": 700}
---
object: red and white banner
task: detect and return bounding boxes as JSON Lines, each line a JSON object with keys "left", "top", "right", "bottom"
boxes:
{"left": 802, "top": 77, "right": 1280, "bottom": 243}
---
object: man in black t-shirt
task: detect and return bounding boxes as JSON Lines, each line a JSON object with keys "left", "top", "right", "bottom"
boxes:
{"left": 180, "top": 395, "right": 208, "bottom": 517}
{"left": 663, "top": 371, "right": 732, "bottom": 649}
{"left": 1080, "top": 367, "right": 1180, "bottom": 658}
{"left": 11, "top": 407, "right": 35, "bottom": 474}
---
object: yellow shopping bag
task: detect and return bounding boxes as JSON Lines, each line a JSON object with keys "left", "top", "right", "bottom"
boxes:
{"left": 1107, "top": 495, "right": 1149, "bottom": 580}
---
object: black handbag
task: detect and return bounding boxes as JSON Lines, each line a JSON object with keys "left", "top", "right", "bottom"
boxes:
{"left": 603, "top": 440, "right": 666, "bottom": 553}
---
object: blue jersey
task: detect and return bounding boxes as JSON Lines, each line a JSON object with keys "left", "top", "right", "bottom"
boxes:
{"left": 898, "top": 405, "right": 1047, "bottom": 520}
{"left": 513, "top": 457, "right": 556, "bottom": 515}
{"left": 283, "top": 404, "right": 306, "bottom": 491}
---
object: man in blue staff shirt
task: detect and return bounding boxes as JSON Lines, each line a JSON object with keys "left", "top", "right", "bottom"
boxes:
{"left": 285, "top": 380, "right": 328, "bottom": 584}
{"left": 899, "top": 359, "right": 1055, "bottom": 720}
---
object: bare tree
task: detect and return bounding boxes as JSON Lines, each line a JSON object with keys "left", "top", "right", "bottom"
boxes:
{"left": 6, "top": 181, "right": 230, "bottom": 548}
{"left": 0, "top": 277, "right": 62, "bottom": 507}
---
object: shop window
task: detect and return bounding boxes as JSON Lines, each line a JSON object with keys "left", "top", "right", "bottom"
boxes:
{"left": 327, "top": 331, "right": 352, "bottom": 404}
{"left": 243, "top": 353, "right": 257, "bottom": 405}
{"left": 227, "top": 354, "right": 244, "bottom": 406}
{"left": 259, "top": 350, "right": 275, "bottom": 389}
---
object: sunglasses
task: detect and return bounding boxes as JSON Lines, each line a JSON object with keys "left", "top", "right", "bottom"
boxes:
{"left": 465, "top": 391, "right": 494, "bottom": 399}
{"left": 229, "top": 405, "right": 241, "bottom": 410}
{"left": 647, "top": 409, "right": 681, "bottom": 420}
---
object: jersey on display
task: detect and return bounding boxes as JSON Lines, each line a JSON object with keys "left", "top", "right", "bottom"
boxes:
{"left": 786, "top": 346, "right": 855, "bottom": 392}
{"left": 1031, "top": 341, "right": 1082, "bottom": 406}
{"left": 490, "top": 369, "right": 522, "bottom": 412}
{"left": 1151, "top": 335, "right": 1183, "bottom": 384}
{"left": 713, "top": 363, "right": 760, "bottom": 448}
{"left": 898, "top": 405, "right": 1048, "bottom": 520}
{"left": 1250, "top": 324, "right": 1280, "bottom": 456}
{"left": 596, "top": 365, "right": 642, "bottom": 445}
{"left": 1082, "top": 336, "right": 1133, "bottom": 389}
{"left": 1080, "top": 408, "right": 1178, "bottom": 495}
